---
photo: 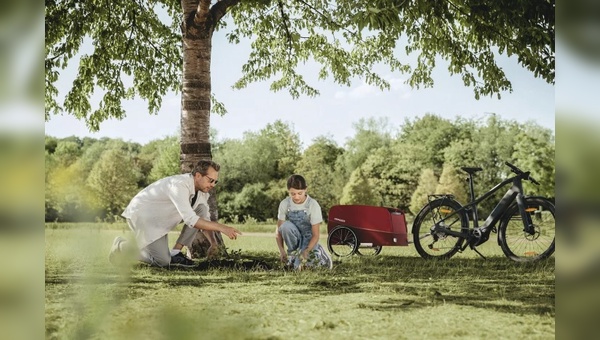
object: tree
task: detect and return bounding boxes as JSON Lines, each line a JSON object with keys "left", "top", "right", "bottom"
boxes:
{"left": 46, "top": 161, "right": 95, "bottom": 222}
{"left": 214, "top": 120, "right": 301, "bottom": 192}
{"left": 295, "top": 136, "right": 345, "bottom": 218}
{"left": 436, "top": 163, "right": 469, "bottom": 205}
{"left": 360, "top": 142, "right": 428, "bottom": 211}
{"left": 340, "top": 167, "right": 379, "bottom": 206}
{"left": 231, "top": 182, "right": 279, "bottom": 222}
{"left": 45, "top": 150, "right": 60, "bottom": 222}
{"left": 511, "top": 124, "right": 555, "bottom": 198}
{"left": 87, "top": 148, "right": 141, "bottom": 220}
{"left": 398, "top": 113, "right": 460, "bottom": 170}
{"left": 443, "top": 139, "right": 477, "bottom": 169}
{"left": 46, "top": 0, "right": 555, "bottom": 253}
{"left": 213, "top": 121, "right": 301, "bottom": 222}
{"left": 148, "top": 136, "right": 181, "bottom": 183}
{"left": 53, "top": 140, "right": 82, "bottom": 168}
{"left": 46, "top": 0, "right": 555, "bottom": 161}
{"left": 337, "top": 117, "right": 393, "bottom": 180}
{"left": 409, "top": 168, "right": 438, "bottom": 216}
{"left": 77, "top": 138, "right": 110, "bottom": 175}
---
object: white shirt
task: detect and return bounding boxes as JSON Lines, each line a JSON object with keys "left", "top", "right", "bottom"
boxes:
{"left": 277, "top": 195, "right": 323, "bottom": 225}
{"left": 122, "top": 173, "right": 209, "bottom": 249}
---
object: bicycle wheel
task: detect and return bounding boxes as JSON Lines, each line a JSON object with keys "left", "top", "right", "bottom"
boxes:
{"left": 412, "top": 198, "right": 469, "bottom": 259}
{"left": 498, "top": 197, "right": 555, "bottom": 262}
{"left": 327, "top": 226, "right": 358, "bottom": 257}
{"left": 356, "top": 245, "right": 383, "bottom": 256}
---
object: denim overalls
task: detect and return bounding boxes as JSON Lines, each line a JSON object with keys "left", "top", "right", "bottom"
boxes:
{"left": 280, "top": 196, "right": 331, "bottom": 269}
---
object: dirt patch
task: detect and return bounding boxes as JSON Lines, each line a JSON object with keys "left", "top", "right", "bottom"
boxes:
{"left": 196, "top": 258, "right": 273, "bottom": 271}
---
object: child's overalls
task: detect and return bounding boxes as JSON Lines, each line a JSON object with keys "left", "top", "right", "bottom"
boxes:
{"left": 280, "top": 196, "right": 331, "bottom": 269}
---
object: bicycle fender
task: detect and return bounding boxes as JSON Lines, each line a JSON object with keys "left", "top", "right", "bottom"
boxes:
{"left": 496, "top": 196, "right": 554, "bottom": 245}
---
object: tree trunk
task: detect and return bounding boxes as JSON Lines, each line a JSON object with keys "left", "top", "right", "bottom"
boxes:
{"left": 180, "top": 0, "right": 224, "bottom": 258}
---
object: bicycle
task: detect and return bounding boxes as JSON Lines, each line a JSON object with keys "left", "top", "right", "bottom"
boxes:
{"left": 412, "top": 162, "right": 555, "bottom": 262}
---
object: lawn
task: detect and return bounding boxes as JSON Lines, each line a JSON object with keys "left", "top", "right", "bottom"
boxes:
{"left": 45, "top": 226, "right": 555, "bottom": 339}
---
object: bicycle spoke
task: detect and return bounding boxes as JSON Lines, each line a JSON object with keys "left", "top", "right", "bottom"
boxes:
{"left": 412, "top": 198, "right": 468, "bottom": 260}
{"left": 499, "top": 198, "right": 555, "bottom": 262}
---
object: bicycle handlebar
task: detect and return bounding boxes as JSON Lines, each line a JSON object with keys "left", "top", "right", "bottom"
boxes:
{"left": 505, "top": 162, "right": 539, "bottom": 185}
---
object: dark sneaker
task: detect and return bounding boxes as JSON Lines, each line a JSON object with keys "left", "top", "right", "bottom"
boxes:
{"left": 109, "top": 236, "right": 126, "bottom": 265}
{"left": 170, "top": 252, "right": 196, "bottom": 268}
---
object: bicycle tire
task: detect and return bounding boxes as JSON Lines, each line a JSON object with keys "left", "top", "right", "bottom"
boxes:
{"left": 498, "top": 197, "right": 555, "bottom": 262}
{"left": 412, "top": 197, "right": 469, "bottom": 260}
{"left": 327, "top": 226, "right": 359, "bottom": 257}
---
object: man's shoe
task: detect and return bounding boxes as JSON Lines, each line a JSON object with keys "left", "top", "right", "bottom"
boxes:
{"left": 170, "top": 252, "right": 196, "bottom": 267}
{"left": 109, "top": 236, "right": 126, "bottom": 265}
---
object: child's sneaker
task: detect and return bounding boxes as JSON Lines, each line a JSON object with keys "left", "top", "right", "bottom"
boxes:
{"left": 323, "top": 249, "right": 333, "bottom": 269}
{"left": 286, "top": 255, "right": 298, "bottom": 269}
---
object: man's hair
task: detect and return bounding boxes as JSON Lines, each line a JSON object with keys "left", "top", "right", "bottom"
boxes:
{"left": 192, "top": 160, "right": 221, "bottom": 175}
{"left": 287, "top": 174, "right": 307, "bottom": 190}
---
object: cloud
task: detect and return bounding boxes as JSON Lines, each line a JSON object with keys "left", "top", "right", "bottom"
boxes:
{"left": 334, "top": 75, "right": 411, "bottom": 100}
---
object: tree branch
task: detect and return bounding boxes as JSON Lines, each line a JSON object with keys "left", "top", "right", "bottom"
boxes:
{"left": 277, "top": 1, "right": 294, "bottom": 57}
{"left": 197, "top": 0, "right": 211, "bottom": 19}
{"left": 293, "top": 0, "right": 358, "bottom": 37}
{"left": 132, "top": 0, "right": 173, "bottom": 61}
{"left": 210, "top": 0, "right": 242, "bottom": 25}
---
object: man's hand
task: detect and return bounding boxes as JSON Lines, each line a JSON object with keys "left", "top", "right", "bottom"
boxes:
{"left": 220, "top": 225, "right": 242, "bottom": 239}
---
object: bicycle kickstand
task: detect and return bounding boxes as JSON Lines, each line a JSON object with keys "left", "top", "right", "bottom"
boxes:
{"left": 472, "top": 247, "right": 487, "bottom": 260}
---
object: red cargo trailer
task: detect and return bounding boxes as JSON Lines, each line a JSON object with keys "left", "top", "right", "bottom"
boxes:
{"left": 327, "top": 205, "right": 408, "bottom": 257}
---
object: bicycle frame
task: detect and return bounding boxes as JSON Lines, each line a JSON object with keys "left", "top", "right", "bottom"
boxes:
{"left": 431, "top": 171, "right": 534, "bottom": 246}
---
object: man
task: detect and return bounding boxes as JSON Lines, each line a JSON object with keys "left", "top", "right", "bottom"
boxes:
{"left": 109, "top": 160, "right": 241, "bottom": 267}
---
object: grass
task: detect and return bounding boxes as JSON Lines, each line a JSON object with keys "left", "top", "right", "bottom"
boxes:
{"left": 44, "top": 221, "right": 305, "bottom": 234}
{"left": 45, "top": 226, "right": 555, "bottom": 340}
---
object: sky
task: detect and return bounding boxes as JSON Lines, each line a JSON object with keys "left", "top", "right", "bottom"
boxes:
{"left": 44, "top": 24, "right": 556, "bottom": 149}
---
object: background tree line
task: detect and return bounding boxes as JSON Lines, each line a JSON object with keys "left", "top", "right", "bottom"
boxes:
{"left": 45, "top": 113, "right": 554, "bottom": 223}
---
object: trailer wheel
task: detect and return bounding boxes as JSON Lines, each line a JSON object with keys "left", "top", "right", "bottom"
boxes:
{"left": 327, "top": 226, "right": 358, "bottom": 257}
{"left": 356, "top": 245, "right": 383, "bottom": 256}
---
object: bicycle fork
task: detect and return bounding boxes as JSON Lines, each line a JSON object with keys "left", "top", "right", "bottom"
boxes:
{"left": 516, "top": 193, "right": 536, "bottom": 235}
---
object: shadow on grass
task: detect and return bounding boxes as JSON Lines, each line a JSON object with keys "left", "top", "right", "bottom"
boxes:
{"left": 46, "top": 251, "right": 554, "bottom": 317}
{"left": 195, "top": 258, "right": 273, "bottom": 271}
{"left": 361, "top": 293, "right": 554, "bottom": 316}
{"left": 336, "top": 255, "right": 555, "bottom": 316}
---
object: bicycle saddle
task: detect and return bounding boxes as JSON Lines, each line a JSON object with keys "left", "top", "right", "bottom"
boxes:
{"left": 461, "top": 167, "right": 483, "bottom": 175}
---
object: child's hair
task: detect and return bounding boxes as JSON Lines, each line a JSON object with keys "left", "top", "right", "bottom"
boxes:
{"left": 287, "top": 174, "right": 307, "bottom": 190}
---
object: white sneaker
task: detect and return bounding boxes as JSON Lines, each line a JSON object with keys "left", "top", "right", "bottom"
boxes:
{"left": 286, "top": 255, "right": 297, "bottom": 268}
{"left": 322, "top": 248, "right": 333, "bottom": 269}
{"left": 109, "top": 236, "right": 126, "bottom": 265}
{"left": 315, "top": 245, "right": 333, "bottom": 269}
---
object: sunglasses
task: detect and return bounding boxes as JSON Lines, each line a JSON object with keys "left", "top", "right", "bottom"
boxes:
{"left": 204, "top": 174, "right": 219, "bottom": 185}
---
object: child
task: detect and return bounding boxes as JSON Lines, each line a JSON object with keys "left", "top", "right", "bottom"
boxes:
{"left": 275, "top": 174, "right": 333, "bottom": 270}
